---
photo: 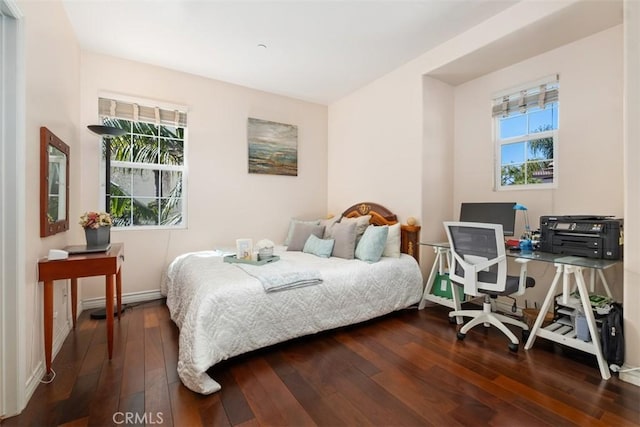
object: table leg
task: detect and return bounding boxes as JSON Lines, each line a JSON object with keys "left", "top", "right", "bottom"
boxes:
{"left": 562, "top": 266, "right": 571, "bottom": 305}
{"left": 525, "top": 264, "right": 563, "bottom": 350}
{"left": 116, "top": 268, "right": 122, "bottom": 320}
{"left": 43, "top": 280, "right": 53, "bottom": 375}
{"left": 573, "top": 267, "right": 611, "bottom": 379}
{"left": 106, "top": 274, "right": 114, "bottom": 359}
{"left": 419, "top": 248, "right": 441, "bottom": 310}
{"left": 70, "top": 278, "right": 78, "bottom": 329}
{"left": 597, "top": 268, "right": 613, "bottom": 298}
{"left": 589, "top": 269, "right": 596, "bottom": 293}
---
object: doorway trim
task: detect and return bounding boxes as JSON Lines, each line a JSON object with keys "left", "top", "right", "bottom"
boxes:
{"left": 0, "top": 0, "right": 26, "bottom": 418}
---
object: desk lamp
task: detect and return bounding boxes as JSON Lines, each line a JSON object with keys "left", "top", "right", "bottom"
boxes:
{"left": 87, "top": 125, "right": 126, "bottom": 320}
{"left": 513, "top": 203, "right": 532, "bottom": 251}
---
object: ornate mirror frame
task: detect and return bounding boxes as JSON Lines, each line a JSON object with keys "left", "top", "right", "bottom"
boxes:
{"left": 40, "top": 127, "right": 70, "bottom": 237}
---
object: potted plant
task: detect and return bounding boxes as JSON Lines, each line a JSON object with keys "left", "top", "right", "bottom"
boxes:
{"left": 79, "top": 211, "right": 112, "bottom": 247}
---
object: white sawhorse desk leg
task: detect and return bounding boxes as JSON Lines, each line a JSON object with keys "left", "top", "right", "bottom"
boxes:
{"left": 525, "top": 263, "right": 611, "bottom": 380}
{"left": 524, "top": 264, "right": 563, "bottom": 348}
{"left": 587, "top": 268, "right": 614, "bottom": 298}
{"left": 418, "top": 247, "right": 463, "bottom": 324}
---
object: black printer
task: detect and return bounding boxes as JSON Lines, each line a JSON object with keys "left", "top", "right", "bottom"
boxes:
{"left": 539, "top": 216, "right": 623, "bottom": 260}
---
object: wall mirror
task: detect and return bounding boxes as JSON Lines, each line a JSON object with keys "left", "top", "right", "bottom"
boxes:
{"left": 40, "top": 127, "right": 70, "bottom": 237}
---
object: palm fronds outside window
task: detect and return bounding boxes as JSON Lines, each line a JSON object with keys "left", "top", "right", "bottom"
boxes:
{"left": 99, "top": 98, "right": 187, "bottom": 228}
{"left": 493, "top": 77, "right": 558, "bottom": 190}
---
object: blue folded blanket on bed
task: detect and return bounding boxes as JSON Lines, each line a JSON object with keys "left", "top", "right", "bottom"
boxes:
{"left": 235, "top": 261, "right": 323, "bottom": 292}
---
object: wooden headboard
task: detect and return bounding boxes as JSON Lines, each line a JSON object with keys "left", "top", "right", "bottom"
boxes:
{"left": 340, "top": 202, "right": 421, "bottom": 264}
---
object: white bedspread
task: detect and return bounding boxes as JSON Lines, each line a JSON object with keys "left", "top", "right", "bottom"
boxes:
{"left": 161, "top": 248, "right": 423, "bottom": 394}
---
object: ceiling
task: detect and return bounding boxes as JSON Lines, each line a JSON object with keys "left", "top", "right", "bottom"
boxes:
{"left": 427, "top": 0, "right": 624, "bottom": 85}
{"left": 62, "top": 0, "right": 623, "bottom": 105}
{"left": 61, "top": 0, "right": 520, "bottom": 105}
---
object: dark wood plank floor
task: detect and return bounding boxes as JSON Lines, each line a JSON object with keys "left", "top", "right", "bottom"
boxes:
{"left": 3, "top": 299, "right": 640, "bottom": 427}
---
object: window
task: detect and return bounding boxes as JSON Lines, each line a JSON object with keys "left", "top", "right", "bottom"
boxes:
{"left": 493, "top": 77, "right": 558, "bottom": 189}
{"left": 98, "top": 97, "right": 187, "bottom": 228}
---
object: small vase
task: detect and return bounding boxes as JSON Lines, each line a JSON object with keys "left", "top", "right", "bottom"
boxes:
{"left": 258, "top": 247, "right": 274, "bottom": 261}
{"left": 85, "top": 226, "right": 111, "bottom": 248}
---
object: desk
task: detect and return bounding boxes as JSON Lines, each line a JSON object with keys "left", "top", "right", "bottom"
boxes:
{"left": 419, "top": 242, "right": 620, "bottom": 379}
{"left": 37, "top": 243, "right": 124, "bottom": 375}
{"left": 519, "top": 251, "right": 618, "bottom": 379}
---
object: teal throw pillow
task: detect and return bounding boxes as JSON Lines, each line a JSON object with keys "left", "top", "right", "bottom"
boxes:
{"left": 355, "top": 225, "right": 389, "bottom": 262}
{"left": 303, "top": 234, "right": 335, "bottom": 258}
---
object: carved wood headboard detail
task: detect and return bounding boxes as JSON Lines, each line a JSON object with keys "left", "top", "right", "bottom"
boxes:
{"left": 340, "top": 202, "right": 421, "bottom": 264}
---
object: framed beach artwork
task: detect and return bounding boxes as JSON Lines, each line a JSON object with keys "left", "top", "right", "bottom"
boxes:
{"left": 248, "top": 117, "right": 298, "bottom": 176}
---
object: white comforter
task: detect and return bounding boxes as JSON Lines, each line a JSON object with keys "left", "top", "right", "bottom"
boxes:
{"left": 161, "top": 248, "right": 423, "bottom": 394}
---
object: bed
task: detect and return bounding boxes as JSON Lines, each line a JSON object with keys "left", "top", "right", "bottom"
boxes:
{"left": 161, "top": 202, "right": 423, "bottom": 394}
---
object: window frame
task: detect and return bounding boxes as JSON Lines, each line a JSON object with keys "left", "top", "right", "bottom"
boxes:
{"left": 98, "top": 97, "right": 188, "bottom": 230}
{"left": 493, "top": 79, "right": 559, "bottom": 191}
{"left": 494, "top": 128, "right": 558, "bottom": 191}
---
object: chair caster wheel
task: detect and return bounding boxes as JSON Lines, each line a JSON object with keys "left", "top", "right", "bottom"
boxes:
{"left": 449, "top": 316, "right": 457, "bottom": 324}
{"left": 522, "top": 330, "right": 530, "bottom": 341}
{"left": 508, "top": 342, "right": 519, "bottom": 352}
{"left": 456, "top": 332, "right": 466, "bottom": 341}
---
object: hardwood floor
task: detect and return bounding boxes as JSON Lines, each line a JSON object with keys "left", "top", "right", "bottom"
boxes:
{"left": 4, "top": 299, "right": 640, "bottom": 426}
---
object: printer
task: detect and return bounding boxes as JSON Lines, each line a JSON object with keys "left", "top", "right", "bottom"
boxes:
{"left": 539, "top": 216, "right": 623, "bottom": 260}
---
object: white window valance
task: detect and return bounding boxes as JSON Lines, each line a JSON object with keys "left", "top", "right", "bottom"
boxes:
{"left": 99, "top": 97, "right": 187, "bottom": 127}
{"left": 492, "top": 76, "right": 559, "bottom": 118}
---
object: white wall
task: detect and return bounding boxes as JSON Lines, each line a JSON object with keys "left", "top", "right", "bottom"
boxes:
{"left": 327, "top": 69, "right": 423, "bottom": 223}
{"left": 452, "top": 26, "right": 624, "bottom": 304}
{"left": 78, "top": 52, "right": 328, "bottom": 300}
{"left": 18, "top": 0, "right": 80, "bottom": 401}
{"left": 421, "top": 77, "right": 454, "bottom": 250}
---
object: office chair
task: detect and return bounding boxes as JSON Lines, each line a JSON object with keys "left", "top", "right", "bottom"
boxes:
{"left": 444, "top": 221, "right": 535, "bottom": 351}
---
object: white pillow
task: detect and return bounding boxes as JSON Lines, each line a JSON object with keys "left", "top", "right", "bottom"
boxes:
{"left": 382, "top": 223, "right": 401, "bottom": 258}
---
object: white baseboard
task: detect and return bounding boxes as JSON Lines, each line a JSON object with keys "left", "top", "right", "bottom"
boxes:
{"left": 620, "top": 367, "right": 640, "bottom": 387}
{"left": 24, "top": 361, "right": 44, "bottom": 402}
{"left": 24, "top": 320, "right": 70, "bottom": 405}
{"left": 81, "top": 289, "right": 164, "bottom": 311}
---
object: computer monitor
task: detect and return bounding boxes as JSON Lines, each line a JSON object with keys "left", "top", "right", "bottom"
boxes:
{"left": 459, "top": 202, "right": 517, "bottom": 237}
